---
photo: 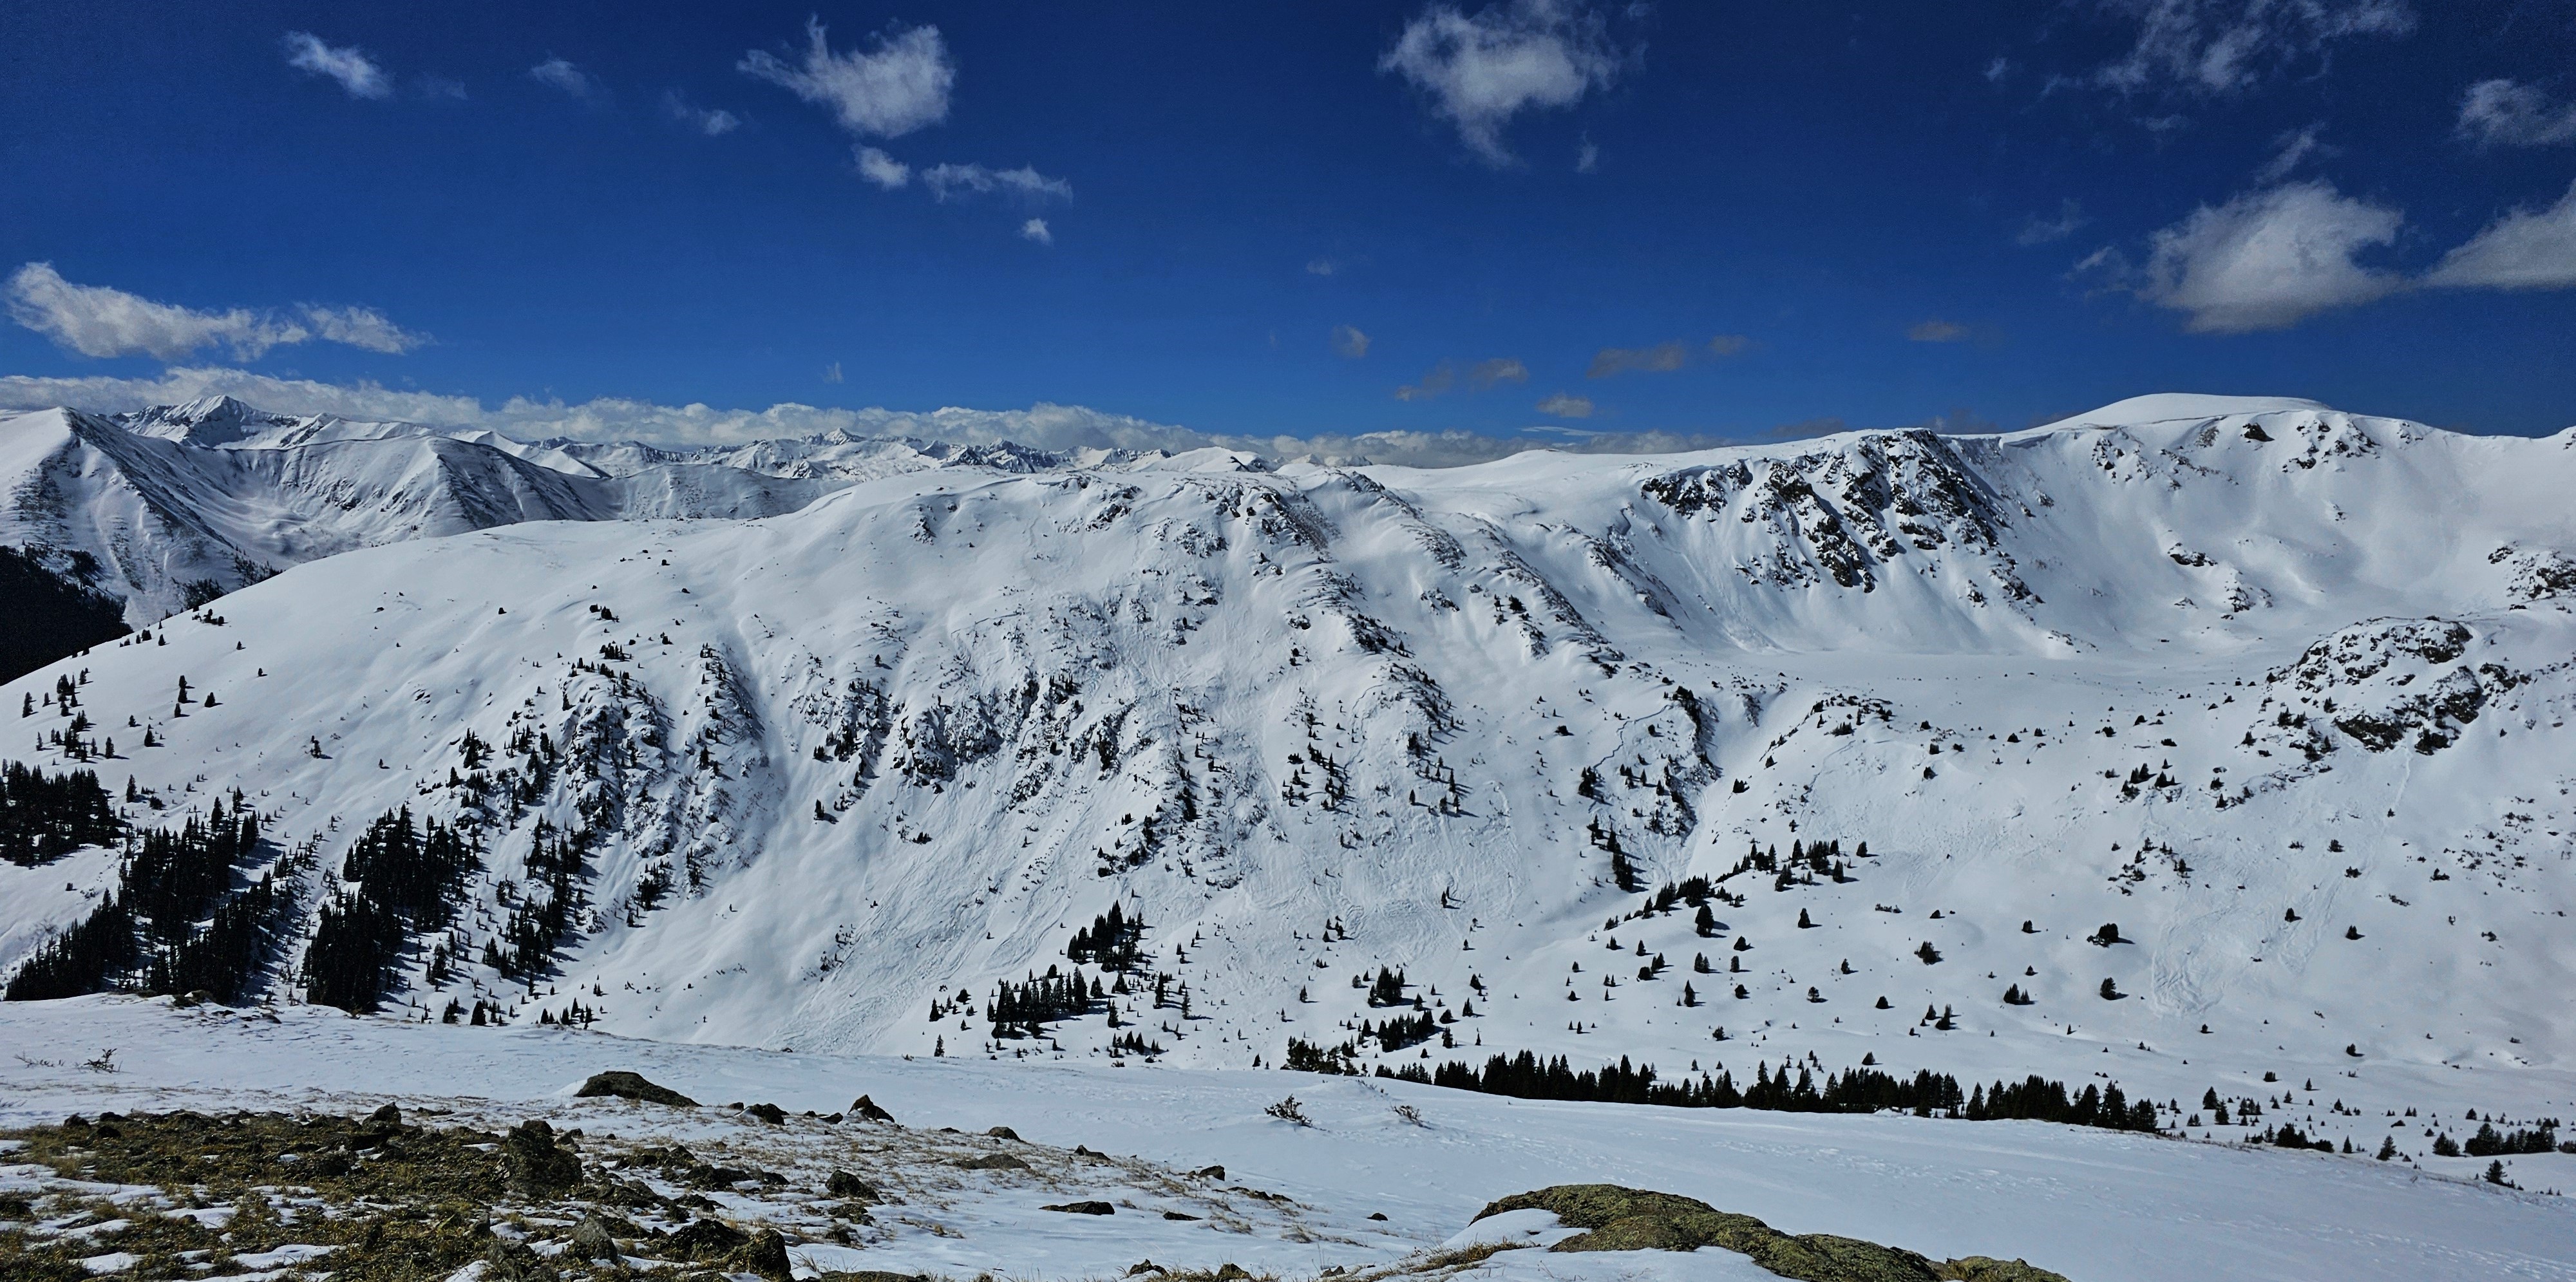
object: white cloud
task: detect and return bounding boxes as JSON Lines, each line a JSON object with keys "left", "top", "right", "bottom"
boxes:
{"left": 1906, "top": 319, "right": 1971, "bottom": 343}
{"left": 1575, "top": 135, "right": 1598, "bottom": 173}
{"left": 5, "top": 264, "right": 424, "bottom": 360}
{"left": 1706, "top": 334, "right": 1750, "bottom": 357}
{"left": 1535, "top": 391, "right": 1593, "bottom": 418}
{"left": 529, "top": 57, "right": 603, "bottom": 100}
{"left": 822, "top": 361, "right": 844, "bottom": 384}
{"left": 740, "top": 19, "right": 952, "bottom": 138}
{"left": 2085, "top": 0, "right": 2414, "bottom": 97}
{"left": 1330, "top": 325, "right": 1370, "bottom": 359}
{"left": 662, "top": 92, "right": 741, "bottom": 136}
{"left": 1586, "top": 340, "right": 1687, "bottom": 377}
{"left": 298, "top": 305, "right": 428, "bottom": 355}
{"left": 2016, "top": 200, "right": 2089, "bottom": 246}
{"left": 922, "top": 162, "right": 1071, "bottom": 202}
{"left": 420, "top": 77, "right": 469, "bottom": 101}
{"left": 2132, "top": 180, "right": 2403, "bottom": 332}
{"left": 1019, "top": 218, "right": 1053, "bottom": 245}
{"left": 2457, "top": 79, "right": 2576, "bottom": 149}
{"left": 1305, "top": 258, "right": 1340, "bottom": 277}
{"left": 1467, "top": 357, "right": 1528, "bottom": 387}
{"left": 855, "top": 146, "right": 911, "bottom": 188}
{"left": 2425, "top": 180, "right": 2576, "bottom": 292}
{"left": 1379, "top": 0, "right": 1624, "bottom": 166}
{"left": 283, "top": 32, "right": 391, "bottom": 100}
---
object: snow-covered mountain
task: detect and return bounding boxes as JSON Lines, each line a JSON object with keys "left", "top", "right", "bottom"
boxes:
{"left": 0, "top": 396, "right": 1200, "bottom": 673}
{"left": 6, "top": 393, "right": 2576, "bottom": 1159}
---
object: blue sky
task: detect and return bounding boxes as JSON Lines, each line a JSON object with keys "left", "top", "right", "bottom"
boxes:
{"left": 3, "top": 2, "right": 2575, "bottom": 457}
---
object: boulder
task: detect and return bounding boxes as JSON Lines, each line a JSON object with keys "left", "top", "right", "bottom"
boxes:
{"left": 574, "top": 1070, "right": 698, "bottom": 1108}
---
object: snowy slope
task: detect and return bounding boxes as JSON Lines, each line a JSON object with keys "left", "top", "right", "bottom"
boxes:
{"left": 6, "top": 395, "right": 2576, "bottom": 1165}
{"left": 1, "top": 996, "right": 2570, "bottom": 1282}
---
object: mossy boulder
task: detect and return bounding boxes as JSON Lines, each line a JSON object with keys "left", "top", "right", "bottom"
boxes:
{"left": 1472, "top": 1185, "right": 2068, "bottom": 1282}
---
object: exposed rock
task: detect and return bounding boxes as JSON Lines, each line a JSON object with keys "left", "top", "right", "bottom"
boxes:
{"left": 504, "top": 1118, "right": 583, "bottom": 1193}
{"left": 1043, "top": 1200, "right": 1116, "bottom": 1214}
{"left": 575, "top": 1070, "right": 698, "bottom": 1108}
{"left": 1472, "top": 1185, "right": 2070, "bottom": 1282}
{"left": 848, "top": 1094, "right": 896, "bottom": 1123}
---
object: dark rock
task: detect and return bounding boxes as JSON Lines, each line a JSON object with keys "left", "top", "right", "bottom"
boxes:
{"left": 1214, "top": 1266, "right": 1252, "bottom": 1281}
{"left": 826, "top": 1169, "right": 881, "bottom": 1201}
{"left": 848, "top": 1095, "right": 896, "bottom": 1123}
{"left": 668, "top": 1218, "right": 749, "bottom": 1260}
{"left": 1191, "top": 1164, "right": 1225, "bottom": 1180}
{"left": 571, "top": 1215, "right": 622, "bottom": 1263}
{"left": 744, "top": 1102, "right": 788, "bottom": 1124}
{"left": 575, "top": 1070, "right": 699, "bottom": 1108}
{"left": 987, "top": 1125, "right": 1022, "bottom": 1141}
{"left": 504, "top": 1119, "right": 583, "bottom": 1192}
{"left": 1043, "top": 1200, "right": 1116, "bottom": 1215}
{"left": 957, "top": 1153, "right": 1030, "bottom": 1171}
{"left": 367, "top": 1103, "right": 401, "bottom": 1125}
{"left": 1161, "top": 1211, "right": 1200, "bottom": 1221}
{"left": 731, "top": 1228, "right": 794, "bottom": 1280}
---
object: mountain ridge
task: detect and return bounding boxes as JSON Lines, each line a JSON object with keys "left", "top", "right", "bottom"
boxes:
{"left": 4, "top": 394, "right": 2573, "bottom": 1156}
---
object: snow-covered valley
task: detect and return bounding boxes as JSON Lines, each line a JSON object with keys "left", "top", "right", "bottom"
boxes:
{"left": 5, "top": 391, "right": 2576, "bottom": 1277}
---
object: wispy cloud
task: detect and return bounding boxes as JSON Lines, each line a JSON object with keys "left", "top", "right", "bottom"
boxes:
{"left": 2457, "top": 79, "right": 2576, "bottom": 149}
{"left": 1306, "top": 258, "right": 1341, "bottom": 277}
{"left": 299, "top": 305, "right": 426, "bottom": 355}
{"left": 2016, "top": 200, "right": 2088, "bottom": 246}
{"left": 822, "top": 361, "right": 844, "bottom": 384}
{"left": 1575, "top": 135, "right": 1598, "bottom": 173}
{"left": 1586, "top": 340, "right": 1688, "bottom": 377}
{"left": 2425, "top": 180, "right": 2576, "bottom": 292}
{"left": 1535, "top": 391, "right": 1593, "bottom": 418}
{"left": 1379, "top": 0, "right": 1626, "bottom": 166}
{"left": 2251, "top": 123, "right": 2332, "bottom": 184}
{"left": 1467, "top": 357, "right": 1528, "bottom": 387}
{"left": 2081, "top": 0, "right": 2415, "bottom": 97}
{"left": 5, "top": 264, "right": 426, "bottom": 361}
{"left": 740, "top": 19, "right": 953, "bottom": 138}
{"left": 1706, "top": 334, "right": 1750, "bottom": 357}
{"left": 1906, "top": 319, "right": 1971, "bottom": 343}
{"left": 283, "top": 32, "right": 391, "bottom": 100}
{"left": 663, "top": 91, "right": 741, "bottom": 136}
{"left": 1331, "top": 325, "right": 1371, "bottom": 359}
{"left": 529, "top": 56, "right": 605, "bottom": 102}
{"left": 922, "top": 162, "right": 1071, "bottom": 202}
{"left": 1019, "top": 218, "right": 1054, "bottom": 245}
{"left": 1395, "top": 363, "right": 1456, "bottom": 401}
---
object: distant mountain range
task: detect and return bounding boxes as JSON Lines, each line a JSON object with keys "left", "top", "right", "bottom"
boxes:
{"left": 0, "top": 395, "right": 1208, "bottom": 678}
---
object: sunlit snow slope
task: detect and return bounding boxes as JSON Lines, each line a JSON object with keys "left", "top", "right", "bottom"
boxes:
{"left": 8, "top": 394, "right": 2576, "bottom": 1156}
